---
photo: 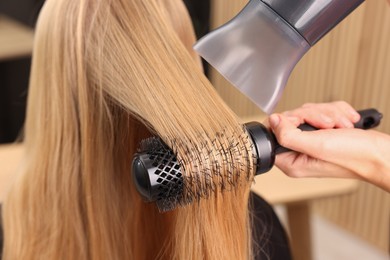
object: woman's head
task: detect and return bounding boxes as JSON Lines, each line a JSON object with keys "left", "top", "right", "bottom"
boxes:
{"left": 2, "top": 1, "right": 255, "bottom": 259}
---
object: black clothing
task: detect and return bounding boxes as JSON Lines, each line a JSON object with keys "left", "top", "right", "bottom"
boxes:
{"left": 0, "top": 193, "right": 291, "bottom": 259}
{"left": 250, "top": 193, "right": 292, "bottom": 260}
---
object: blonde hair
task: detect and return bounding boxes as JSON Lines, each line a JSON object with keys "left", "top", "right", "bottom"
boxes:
{"left": 2, "top": 0, "right": 255, "bottom": 259}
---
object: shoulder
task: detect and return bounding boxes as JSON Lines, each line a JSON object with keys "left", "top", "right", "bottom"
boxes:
{"left": 250, "top": 193, "right": 292, "bottom": 260}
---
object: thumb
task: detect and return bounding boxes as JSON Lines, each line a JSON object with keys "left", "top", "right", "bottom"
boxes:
{"left": 269, "top": 114, "right": 304, "bottom": 151}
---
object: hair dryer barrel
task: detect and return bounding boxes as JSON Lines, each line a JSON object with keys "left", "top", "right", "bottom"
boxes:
{"left": 194, "top": 0, "right": 365, "bottom": 114}
{"left": 262, "top": 0, "right": 365, "bottom": 45}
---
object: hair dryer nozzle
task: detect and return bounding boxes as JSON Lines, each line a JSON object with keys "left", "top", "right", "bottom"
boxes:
{"left": 194, "top": 0, "right": 310, "bottom": 114}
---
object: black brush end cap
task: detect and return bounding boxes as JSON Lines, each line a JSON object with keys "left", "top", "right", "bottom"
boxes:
{"left": 132, "top": 155, "right": 152, "bottom": 201}
{"left": 245, "top": 122, "right": 276, "bottom": 175}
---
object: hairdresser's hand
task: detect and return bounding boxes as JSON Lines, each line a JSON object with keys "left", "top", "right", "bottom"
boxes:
{"left": 268, "top": 102, "right": 390, "bottom": 192}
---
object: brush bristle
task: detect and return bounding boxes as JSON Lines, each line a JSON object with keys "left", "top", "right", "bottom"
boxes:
{"left": 170, "top": 129, "right": 255, "bottom": 208}
{"left": 134, "top": 126, "right": 255, "bottom": 212}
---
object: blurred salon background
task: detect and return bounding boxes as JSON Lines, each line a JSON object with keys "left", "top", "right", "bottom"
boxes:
{"left": 0, "top": 0, "right": 209, "bottom": 144}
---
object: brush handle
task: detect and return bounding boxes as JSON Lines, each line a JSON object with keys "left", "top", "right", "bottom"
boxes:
{"left": 273, "top": 108, "right": 383, "bottom": 154}
{"left": 246, "top": 108, "right": 382, "bottom": 175}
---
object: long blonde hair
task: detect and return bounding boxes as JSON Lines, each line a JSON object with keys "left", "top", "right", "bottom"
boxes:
{"left": 2, "top": 0, "right": 255, "bottom": 259}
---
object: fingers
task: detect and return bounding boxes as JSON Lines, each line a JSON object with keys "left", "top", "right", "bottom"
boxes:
{"left": 269, "top": 114, "right": 307, "bottom": 152}
{"left": 269, "top": 114, "right": 363, "bottom": 180}
{"left": 274, "top": 152, "right": 361, "bottom": 179}
{"left": 268, "top": 111, "right": 374, "bottom": 182}
{"left": 269, "top": 113, "right": 331, "bottom": 156}
{"left": 282, "top": 101, "right": 360, "bottom": 129}
{"left": 270, "top": 113, "right": 382, "bottom": 174}
{"left": 264, "top": 115, "right": 300, "bottom": 128}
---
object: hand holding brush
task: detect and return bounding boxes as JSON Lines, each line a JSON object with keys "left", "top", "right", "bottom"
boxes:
{"left": 270, "top": 102, "right": 390, "bottom": 192}
{"left": 132, "top": 105, "right": 383, "bottom": 211}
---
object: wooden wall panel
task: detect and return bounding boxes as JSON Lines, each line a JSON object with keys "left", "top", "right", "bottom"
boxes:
{"left": 209, "top": 0, "right": 390, "bottom": 252}
{"left": 313, "top": 1, "right": 390, "bottom": 252}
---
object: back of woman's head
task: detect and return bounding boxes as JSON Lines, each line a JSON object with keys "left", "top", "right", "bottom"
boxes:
{"left": 2, "top": 0, "right": 255, "bottom": 259}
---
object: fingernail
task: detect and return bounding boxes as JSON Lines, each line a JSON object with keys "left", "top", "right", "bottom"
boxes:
{"left": 351, "top": 111, "right": 360, "bottom": 122}
{"left": 269, "top": 114, "right": 280, "bottom": 128}
{"left": 342, "top": 118, "right": 354, "bottom": 128}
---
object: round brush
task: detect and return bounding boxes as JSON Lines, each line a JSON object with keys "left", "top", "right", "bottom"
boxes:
{"left": 132, "top": 108, "right": 382, "bottom": 212}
